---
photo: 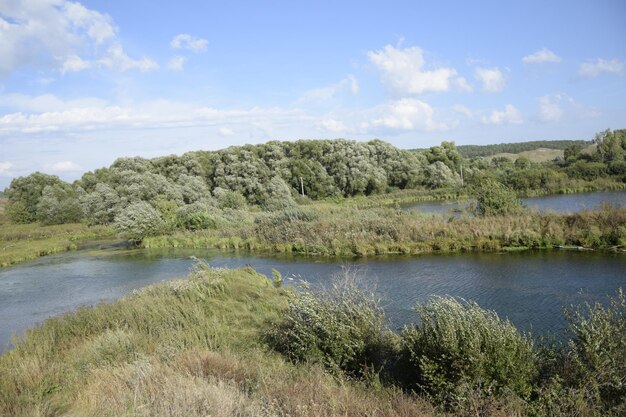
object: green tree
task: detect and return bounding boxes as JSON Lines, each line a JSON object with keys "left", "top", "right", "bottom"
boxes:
{"left": 80, "top": 183, "right": 121, "bottom": 225}
{"left": 423, "top": 161, "right": 461, "bottom": 189}
{"left": 263, "top": 176, "right": 297, "bottom": 211}
{"left": 37, "top": 184, "right": 83, "bottom": 225}
{"left": 113, "top": 201, "right": 165, "bottom": 242}
{"left": 595, "top": 129, "right": 626, "bottom": 163}
{"left": 5, "top": 172, "right": 67, "bottom": 223}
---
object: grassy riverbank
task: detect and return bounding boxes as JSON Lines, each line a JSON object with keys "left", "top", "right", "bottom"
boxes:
{"left": 2, "top": 188, "right": 625, "bottom": 268}
{"left": 0, "top": 201, "right": 115, "bottom": 267}
{"left": 1, "top": 265, "right": 624, "bottom": 416}
{"left": 143, "top": 203, "right": 626, "bottom": 256}
{"left": 0, "top": 266, "right": 438, "bottom": 416}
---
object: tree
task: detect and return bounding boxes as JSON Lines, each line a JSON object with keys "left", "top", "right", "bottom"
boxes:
{"left": 263, "top": 176, "right": 297, "bottom": 211}
{"left": 423, "top": 161, "right": 461, "bottom": 189}
{"left": 37, "top": 184, "right": 83, "bottom": 225}
{"left": 595, "top": 129, "right": 626, "bottom": 163}
{"left": 113, "top": 202, "right": 164, "bottom": 242}
{"left": 5, "top": 173, "right": 67, "bottom": 223}
{"left": 80, "top": 183, "right": 121, "bottom": 225}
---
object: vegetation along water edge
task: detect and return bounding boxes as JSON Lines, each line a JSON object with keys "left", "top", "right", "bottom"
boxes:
{"left": 2, "top": 131, "right": 626, "bottom": 266}
{"left": 1, "top": 264, "right": 624, "bottom": 416}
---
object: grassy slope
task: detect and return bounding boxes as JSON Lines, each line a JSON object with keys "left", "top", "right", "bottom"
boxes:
{"left": 486, "top": 148, "right": 564, "bottom": 163}
{"left": 0, "top": 266, "right": 438, "bottom": 417}
{"left": 0, "top": 199, "right": 115, "bottom": 268}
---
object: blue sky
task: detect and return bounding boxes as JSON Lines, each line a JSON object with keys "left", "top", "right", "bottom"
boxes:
{"left": 1, "top": 0, "right": 625, "bottom": 189}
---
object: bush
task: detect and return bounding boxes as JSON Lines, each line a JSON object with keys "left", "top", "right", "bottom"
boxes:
{"left": 213, "top": 187, "right": 247, "bottom": 210}
{"left": 113, "top": 201, "right": 165, "bottom": 241}
{"left": 176, "top": 202, "right": 218, "bottom": 231}
{"left": 267, "top": 270, "right": 394, "bottom": 378}
{"left": 474, "top": 178, "right": 521, "bottom": 216}
{"left": 263, "top": 176, "right": 297, "bottom": 211}
{"left": 560, "top": 289, "right": 626, "bottom": 414}
{"left": 401, "top": 296, "right": 537, "bottom": 406}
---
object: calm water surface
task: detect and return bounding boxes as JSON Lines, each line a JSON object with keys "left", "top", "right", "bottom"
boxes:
{"left": 1, "top": 247, "right": 625, "bottom": 352}
{"left": 403, "top": 190, "right": 626, "bottom": 215}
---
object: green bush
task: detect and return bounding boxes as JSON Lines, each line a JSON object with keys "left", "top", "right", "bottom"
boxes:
{"left": 176, "top": 202, "right": 218, "bottom": 231}
{"left": 561, "top": 289, "right": 626, "bottom": 414}
{"left": 401, "top": 296, "right": 537, "bottom": 406}
{"left": 474, "top": 178, "right": 521, "bottom": 216}
{"left": 113, "top": 201, "right": 165, "bottom": 242}
{"left": 213, "top": 187, "right": 248, "bottom": 210}
{"left": 267, "top": 270, "right": 394, "bottom": 378}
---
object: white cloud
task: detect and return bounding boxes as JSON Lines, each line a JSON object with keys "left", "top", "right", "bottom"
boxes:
{"left": 474, "top": 67, "right": 506, "bottom": 93}
{"left": 0, "top": 1, "right": 155, "bottom": 76}
{"left": 482, "top": 104, "right": 523, "bottom": 125}
{"left": 538, "top": 95, "right": 565, "bottom": 122}
{"left": 0, "top": 96, "right": 306, "bottom": 134}
{"left": 0, "top": 93, "right": 107, "bottom": 113}
{"left": 62, "top": 1, "right": 116, "bottom": 43}
{"left": 454, "top": 77, "right": 473, "bottom": 92}
{"left": 537, "top": 94, "right": 600, "bottom": 122}
{"left": 170, "top": 34, "right": 208, "bottom": 53}
{"left": 297, "top": 75, "right": 359, "bottom": 103}
{"left": 367, "top": 44, "right": 467, "bottom": 94}
{"left": 366, "top": 98, "right": 453, "bottom": 131}
{"left": 48, "top": 161, "right": 82, "bottom": 172}
{"left": 0, "top": 162, "right": 13, "bottom": 176}
{"left": 219, "top": 127, "right": 234, "bottom": 136}
{"left": 61, "top": 55, "right": 92, "bottom": 73}
{"left": 452, "top": 104, "right": 473, "bottom": 118}
{"left": 579, "top": 59, "right": 625, "bottom": 78}
{"left": 97, "top": 44, "right": 158, "bottom": 72}
{"left": 523, "top": 48, "right": 562, "bottom": 64}
{"left": 168, "top": 56, "right": 187, "bottom": 71}
{"left": 318, "top": 118, "right": 347, "bottom": 133}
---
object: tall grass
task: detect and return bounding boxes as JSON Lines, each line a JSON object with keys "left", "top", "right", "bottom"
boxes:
{"left": 0, "top": 265, "right": 440, "bottom": 417}
{"left": 143, "top": 203, "right": 626, "bottom": 257}
{"left": 0, "top": 221, "right": 115, "bottom": 267}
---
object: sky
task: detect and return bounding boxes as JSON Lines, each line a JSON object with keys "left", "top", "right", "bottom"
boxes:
{"left": 1, "top": 0, "right": 625, "bottom": 189}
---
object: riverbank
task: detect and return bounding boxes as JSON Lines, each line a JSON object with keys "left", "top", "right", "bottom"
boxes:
{"left": 1, "top": 188, "right": 625, "bottom": 269}
{"left": 0, "top": 221, "right": 115, "bottom": 268}
{"left": 1, "top": 265, "right": 623, "bottom": 416}
{"left": 143, "top": 203, "right": 626, "bottom": 257}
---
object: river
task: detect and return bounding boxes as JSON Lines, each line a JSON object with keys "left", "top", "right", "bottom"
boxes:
{"left": 401, "top": 189, "right": 626, "bottom": 215}
{"left": 1, "top": 247, "right": 625, "bottom": 353}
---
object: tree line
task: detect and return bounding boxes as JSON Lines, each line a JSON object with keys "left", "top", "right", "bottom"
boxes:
{"left": 3, "top": 130, "right": 625, "bottom": 236}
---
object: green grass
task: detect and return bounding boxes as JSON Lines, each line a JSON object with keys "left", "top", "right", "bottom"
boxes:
{"left": 0, "top": 221, "right": 115, "bottom": 268}
{"left": 2, "top": 264, "right": 623, "bottom": 416}
{"left": 0, "top": 265, "right": 439, "bottom": 417}
{"left": 0, "top": 198, "right": 116, "bottom": 268}
{"left": 143, "top": 203, "right": 626, "bottom": 257}
{"left": 487, "top": 148, "right": 564, "bottom": 163}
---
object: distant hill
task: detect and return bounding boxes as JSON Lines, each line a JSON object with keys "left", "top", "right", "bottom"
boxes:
{"left": 455, "top": 140, "right": 591, "bottom": 158}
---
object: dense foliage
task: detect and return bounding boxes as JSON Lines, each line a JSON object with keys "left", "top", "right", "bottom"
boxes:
{"left": 266, "top": 271, "right": 626, "bottom": 415}
{"left": 3, "top": 131, "right": 625, "bottom": 241}
{"left": 402, "top": 297, "right": 536, "bottom": 404}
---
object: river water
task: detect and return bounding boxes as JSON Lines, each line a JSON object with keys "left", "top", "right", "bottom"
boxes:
{"left": 402, "top": 190, "right": 626, "bottom": 215}
{"left": 1, "top": 247, "right": 625, "bottom": 353}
